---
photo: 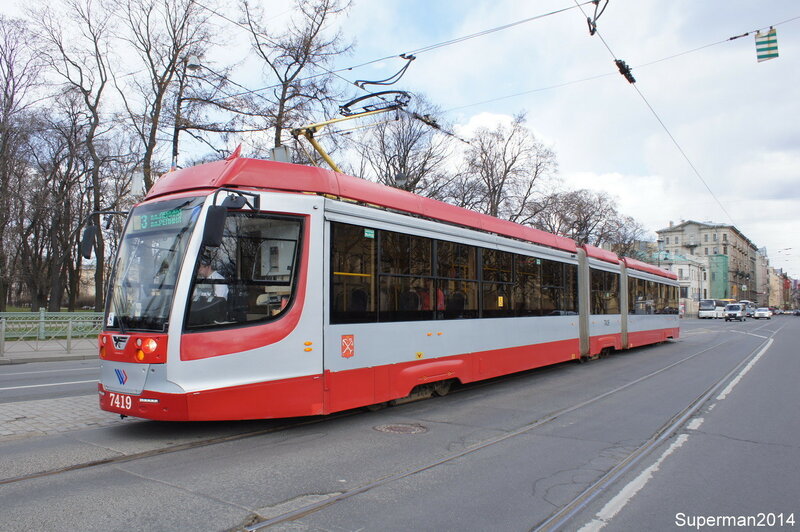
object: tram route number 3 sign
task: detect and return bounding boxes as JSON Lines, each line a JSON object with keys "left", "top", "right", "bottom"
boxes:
{"left": 341, "top": 335, "right": 355, "bottom": 358}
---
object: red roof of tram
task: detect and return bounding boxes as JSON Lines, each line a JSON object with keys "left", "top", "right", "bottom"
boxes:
{"left": 623, "top": 257, "right": 678, "bottom": 280}
{"left": 147, "top": 156, "right": 678, "bottom": 279}
{"left": 149, "top": 157, "right": 579, "bottom": 253}
{"left": 583, "top": 244, "right": 620, "bottom": 265}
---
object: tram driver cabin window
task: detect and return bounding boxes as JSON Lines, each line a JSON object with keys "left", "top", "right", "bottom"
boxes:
{"left": 186, "top": 213, "right": 303, "bottom": 329}
{"left": 330, "top": 222, "right": 578, "bottom": 324}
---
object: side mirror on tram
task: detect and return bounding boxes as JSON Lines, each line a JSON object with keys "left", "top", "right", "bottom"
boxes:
{"left": 202, "top": 205, "right": 227, "bottom": 247}
{"left": 81, "top": 224, "right": 98, "bottom": 259}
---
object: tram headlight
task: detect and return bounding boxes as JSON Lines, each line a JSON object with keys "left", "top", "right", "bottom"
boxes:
{"left": 141, "top": 338, "right": 158, "bottom": 354}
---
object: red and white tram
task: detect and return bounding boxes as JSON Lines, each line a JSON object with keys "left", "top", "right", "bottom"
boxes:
{"left": 97, "top": 156, "right": 679, "bottom": 420}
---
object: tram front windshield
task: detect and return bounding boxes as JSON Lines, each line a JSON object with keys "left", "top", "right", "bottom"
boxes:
{"left": 106, "top": 197, "right": 204, "bottom": 332}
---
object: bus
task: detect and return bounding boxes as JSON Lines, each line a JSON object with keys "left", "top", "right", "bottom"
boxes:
{"left": 699, "top": 299, "right": 722, "bottom": 318}
{"left": 91, "top": 155, "right": 679, "bottom": 421}
{"left": 698, "top": 299, "right": 739, "bottom": 319}
{"left": 738, "top": 300, "right": 756, "bottom": 318}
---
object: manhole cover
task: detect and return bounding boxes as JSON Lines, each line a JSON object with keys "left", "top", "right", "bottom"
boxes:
{"left": 373, "top": 423, "right": 428, "bottom": 434}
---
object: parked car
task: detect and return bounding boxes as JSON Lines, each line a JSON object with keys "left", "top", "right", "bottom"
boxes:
{"left": 794, "top": 309, "right": 800, "bottom": 316}
{"left": 724, "top": 303, "right": 746, "bottom": 322}
{"left": 753, "top": 307, "right": 772, "bottom": 319}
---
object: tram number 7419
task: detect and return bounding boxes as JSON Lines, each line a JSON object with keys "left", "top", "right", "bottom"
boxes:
{"left": 108, "top": 392, "right": 133, "bottom": 410}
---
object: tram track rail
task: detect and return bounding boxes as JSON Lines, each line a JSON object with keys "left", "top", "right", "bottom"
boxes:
{"left": 533, "top": 331, "right": 779, "bottom": 531}
{"left": 0, "top": 412, "right": 360, "bottom": 487}
{"left": 239, "top": 329, "right": 773, "bottom": 531}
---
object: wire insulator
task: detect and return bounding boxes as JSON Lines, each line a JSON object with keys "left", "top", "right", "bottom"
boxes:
{"left": 614, "top": 59, "right": 636, "bottom": 84}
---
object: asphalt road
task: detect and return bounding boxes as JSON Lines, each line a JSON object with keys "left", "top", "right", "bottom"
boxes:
{"left": 0, "top": 317, "right": 798, "bottom": 531}
{"left": 0, "top": 360, "right": 100, "bottom": 403}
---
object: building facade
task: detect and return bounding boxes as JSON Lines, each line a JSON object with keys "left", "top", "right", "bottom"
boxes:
{"left": 654, "top": 251, "right": 708, "bottom": 317}
{"left": 656, "top": 221, "right": 757, "bottom": 302}
{"left": 755, "top": 249, "right": 770, "bottom": 306}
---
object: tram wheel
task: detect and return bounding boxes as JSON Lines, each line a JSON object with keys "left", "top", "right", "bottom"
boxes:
{"left": 433, "top": 380, "right": 453, "bottom": 397}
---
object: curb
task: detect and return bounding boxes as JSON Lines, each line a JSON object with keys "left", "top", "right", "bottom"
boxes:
{"left": 0, "top": 354, "right": 99, "bottom": 365}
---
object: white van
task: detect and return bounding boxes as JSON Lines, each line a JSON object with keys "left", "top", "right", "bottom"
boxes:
{"left": 724, "top": 303, "right": 746, "bottom": 322}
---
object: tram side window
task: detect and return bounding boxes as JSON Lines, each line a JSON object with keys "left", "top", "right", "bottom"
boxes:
{"left": 186, "top": 213, "right": 303, "bottom": 329}
{"left": 380, "top": 232, "right": 432, "bottom": 276}
{"left": 590, "top": 269, "right": 620, "bottom": 315}
{"left": 328, "top": 222, "right": 576, "bottom": 323}
{"left": 656, "top": 283, "right": 679, "bottom": 314}
{"left": 513, "top": 255, "right": 542, "bottom": 316}
{"left": 563, "top": 263, "right": 578, "bottom": 313}
{"left": 541, "top": 260, "right": 565, "bottom": 315}
{"left": 642, "top": 280, "right": 658, "bottom": 314}
{"left": 482, "top": 249, "right": 513, "bottom": 317}
{"left": 379, "top": 232, "right": 435, "bottom": 321}
{"left": 437, "top": 241, "right": 477, "bottom": 280}
{"left": 331, "top": 223, "right": 377, "bottom": 324}
{"left": 629, "top": 277, "right": 648, "bottom": 315}
{"left": 436, "top": 240, "right": 479, "bottom": 319}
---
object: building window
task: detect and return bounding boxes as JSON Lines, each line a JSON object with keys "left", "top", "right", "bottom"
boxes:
{"left": 704, "top": 234, "right": 708, "bottom": 242}
{"left": 665, "top": 237, "right": 669, "bottom": 245}
{"left": 713, "top": 247, "right": 718, "bottom": 254}
{"left": 713, "top": 233, "right": 718, "bottom": 241}
{"left": 723, "top": 245, "right": 728, "bottom": 254}
{"left": 675, "top": 236, "right": 680, "bottom": 244}
{"left": 705, "top": 248, "right": 708, "bottom": 255}
{"left": 722, "top": 234, "right": 727, "bottom": 242}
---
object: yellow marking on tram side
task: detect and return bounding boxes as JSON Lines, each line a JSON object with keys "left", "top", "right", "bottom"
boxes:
{"left": 333, "top": 272, "right": 372, "bottom": 277}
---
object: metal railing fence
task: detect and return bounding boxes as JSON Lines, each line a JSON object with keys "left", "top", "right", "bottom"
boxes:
{"left": 0, "top": 309, "right": 103, "bottom": 355}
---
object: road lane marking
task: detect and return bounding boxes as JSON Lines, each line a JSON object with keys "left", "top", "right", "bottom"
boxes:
{"left": 0, "top": 380, "right": 97, "bottom": 391}
{"left": 579, "top": 435, "right": 691, "bottom": 532}
{"left": 576, "top": 337, "right": 774, "bottom": 532}
{"left": 715, "top": 338, "right": 772, "bottom": 401}
{"left": 686, "top": 417, "right": 704, "bottom": 430}
{"left": 1, "top": 367, "right": 98, "bottom": 377}
{"left": 729, "top": 330, "right": 768, "bottom": 339}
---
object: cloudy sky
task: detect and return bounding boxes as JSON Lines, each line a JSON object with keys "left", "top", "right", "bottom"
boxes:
{"left": 4, "top": 0, "right": 798, "bottom": 276}
{"left": 338, "top": 0, "right": 800, "bottom": 277}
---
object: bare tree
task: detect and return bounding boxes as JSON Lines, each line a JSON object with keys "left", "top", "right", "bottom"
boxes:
{"left": 354, "top": 97, "right": 454, "bottom": 197}
{"left": 166, "top": 57, "right": 272, "bottom": 168}
{"left": 459, "top": 113, "right": 557, "bottom": 223}
{"left": 240, "top": 0, "right": 352, "bottom": 148}
{"left": 35, "top": 0, "right": 119, "bottom": 309}
{"left": 438, "top": 172, "right": 486, "bottom": 211}
{"left": 529, "top": 188, "right": 647, "bottom": 256}
{"left": 532, "top": 189, "right": 618, "bottom": 245}
{"left": 0, "top": 17, "right": 41, "bottom": 311}
{"left": 112, "top": 0, "right": 214, "bottom": 191}
{"left": 606, "top": 214, "right": 649, "bottom": 260}
{"left": 19, "top": 96, "right": 92, "bottom": 310}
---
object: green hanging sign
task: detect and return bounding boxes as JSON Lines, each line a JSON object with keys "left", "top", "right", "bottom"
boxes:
{"left": 755, "top": 28, "right": 778, "bottom": 62}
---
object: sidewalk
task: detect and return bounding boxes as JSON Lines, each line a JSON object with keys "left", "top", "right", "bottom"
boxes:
{"left": 0, "top": 339, "right": 98, "bottom": 365}
{"left": 0, "top": 393, "right": 130, "bottom": 441}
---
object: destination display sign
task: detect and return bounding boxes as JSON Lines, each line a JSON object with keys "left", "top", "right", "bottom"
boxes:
{"left": 131, "top": 208, "right": 184, "bottom": 232}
